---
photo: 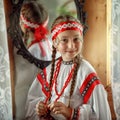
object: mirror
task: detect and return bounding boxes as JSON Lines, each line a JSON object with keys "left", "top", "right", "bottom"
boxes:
{"left": 8, "top": 0, "right": 87, "bottom": 70}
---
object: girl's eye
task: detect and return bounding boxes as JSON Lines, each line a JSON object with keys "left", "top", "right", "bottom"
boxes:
{"left": 73, "top": 37, "right": 81, "bottom": 42}
{"left": 60, "top": 39, "right": 68, "bottom": 43}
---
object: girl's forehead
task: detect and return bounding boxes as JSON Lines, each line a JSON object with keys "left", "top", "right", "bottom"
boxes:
{"left": 58, "top": 30, "right": 82, "bottom": 37}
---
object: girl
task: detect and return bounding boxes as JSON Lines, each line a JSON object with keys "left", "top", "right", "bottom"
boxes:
{"left": 19, "top": 1, "right": 52, "bottom": 61}
{"left": 25, "top": 15, "right": 111, "bottom": 120}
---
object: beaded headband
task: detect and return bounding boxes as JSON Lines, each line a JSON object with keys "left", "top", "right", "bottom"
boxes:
{"left": 20, "top": 14, "right": 49, "bottom": 28}
{"left": 20, "top": 14, "right": 49, "bottom": 43}
{"left": 51, "top": 21, "right": 83, "bottom": 40}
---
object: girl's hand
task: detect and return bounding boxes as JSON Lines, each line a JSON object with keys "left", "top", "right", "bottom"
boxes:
{"left": 36, "top": 101, "right": 48, "bottom": 117}
{"left": 48, "top": 101, "right": 72, "bottom": 119}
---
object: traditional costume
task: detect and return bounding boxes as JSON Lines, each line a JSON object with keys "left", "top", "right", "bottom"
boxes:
{"left": 25, "top": 19, "right": 111, "bottom": 120}
{"left": 25, "top": 58, "right": 111, "bottom": 120}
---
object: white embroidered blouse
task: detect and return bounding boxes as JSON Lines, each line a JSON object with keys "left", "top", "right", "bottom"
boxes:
{"left": 25, "top": 59, "right": 111, "bottom": 120}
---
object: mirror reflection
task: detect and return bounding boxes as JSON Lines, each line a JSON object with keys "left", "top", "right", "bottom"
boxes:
{"left": 19, "top": 1, "right": 52, "bottom": 60}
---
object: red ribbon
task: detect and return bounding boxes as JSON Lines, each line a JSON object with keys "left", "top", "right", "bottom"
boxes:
{"left": 27, "top": 25, "right": 48, "bottom": 57}
{"left": 34, "top": 25, "right": 48, "bottom": 42}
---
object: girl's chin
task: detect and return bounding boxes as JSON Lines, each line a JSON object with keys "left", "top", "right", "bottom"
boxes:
{"left": 62, "top": 57, "right": 75, "bottom": 61}
{"left": 61, "top": 53, "right": 77, "bottom": 61}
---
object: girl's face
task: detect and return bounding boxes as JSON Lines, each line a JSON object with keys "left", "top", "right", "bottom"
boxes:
{"left": 54, "top": 30, "right": 83, "bottom": 61}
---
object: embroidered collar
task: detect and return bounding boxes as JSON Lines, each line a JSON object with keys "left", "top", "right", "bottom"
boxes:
{"left": 62, "top": 60, "right": 73, "bottom": 65}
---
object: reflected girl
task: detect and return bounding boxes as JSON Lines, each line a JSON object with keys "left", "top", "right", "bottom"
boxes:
{"left": 19, "top": 1, "right": 52, "bottom": 61}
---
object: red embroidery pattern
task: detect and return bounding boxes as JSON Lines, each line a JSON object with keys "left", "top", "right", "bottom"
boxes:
{"left": 37, "top": 69, "right": 49, "bottom": 97}
{"left": 80, "top": 72, "right": 101, "bottom": 103}
{"left": 51, "top": 21, "right": 83, "bottom": 40}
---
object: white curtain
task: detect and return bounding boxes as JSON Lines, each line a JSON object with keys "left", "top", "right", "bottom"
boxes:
{"left": 112, "top": 0, "right": 120, "bottom": 120}
{"left": 0, "top": 0, "right": 12, "bottom": 120}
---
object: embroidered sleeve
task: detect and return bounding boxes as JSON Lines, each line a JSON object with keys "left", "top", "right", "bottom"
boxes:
{"left": 80, "top": 72, "right": 100, "bottom": 104}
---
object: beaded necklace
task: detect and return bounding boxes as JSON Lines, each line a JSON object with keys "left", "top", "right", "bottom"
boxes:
{"left": 45, "top": 58, "right": 76, "bottom": 103}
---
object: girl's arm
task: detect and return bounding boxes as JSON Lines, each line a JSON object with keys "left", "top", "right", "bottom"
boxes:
{"left": 25, "top": 77, "right": 46, "bottom": 120}
{"left": 71, "top": 84, "right": 112, "bottom": 120}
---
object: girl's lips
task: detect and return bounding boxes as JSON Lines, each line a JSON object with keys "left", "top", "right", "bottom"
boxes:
{"left": 66, "top": 50, "right": 76, "bottom": 53}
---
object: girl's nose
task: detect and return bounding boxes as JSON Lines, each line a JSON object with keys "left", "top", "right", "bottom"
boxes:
{"left": 68, "top": 40, "right": 75, "bottom": 48}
